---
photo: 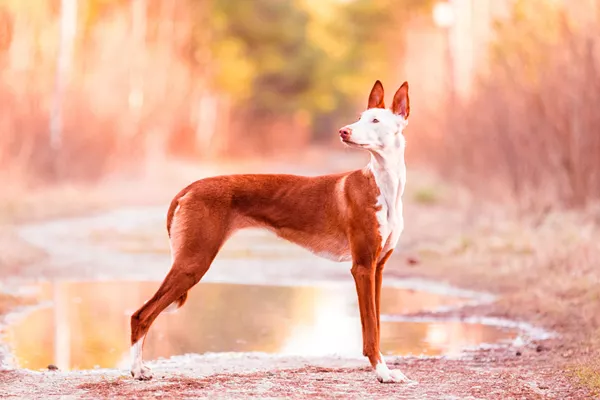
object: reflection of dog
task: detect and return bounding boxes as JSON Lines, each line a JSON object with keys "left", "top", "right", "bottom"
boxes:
{"left": 130, "top": 81, "right": 413, "bottom": 384}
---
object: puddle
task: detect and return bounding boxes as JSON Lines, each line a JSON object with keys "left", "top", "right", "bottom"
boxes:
{"left": 3, "top": 281, "right": 516, "bottom": 371}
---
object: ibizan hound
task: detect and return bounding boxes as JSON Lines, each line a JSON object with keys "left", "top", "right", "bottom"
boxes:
{"left": 130, "top": 80, "right": 413, "bottom": 384}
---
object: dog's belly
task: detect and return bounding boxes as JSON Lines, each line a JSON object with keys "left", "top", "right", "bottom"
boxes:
{"left": 275, "top": 229, "right": 351, "bottom": 263}
{"left": 312, "top": 244, "right": 352, "bottom": 262}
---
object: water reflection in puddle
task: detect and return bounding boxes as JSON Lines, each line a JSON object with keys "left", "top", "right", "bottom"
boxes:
{"left": 4, "top": 281, "right": 516, "bottom": 371}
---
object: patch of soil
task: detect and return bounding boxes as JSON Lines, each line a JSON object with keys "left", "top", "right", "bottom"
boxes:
{"left": 6, "top": 349, "right": 582, "bottom": 399}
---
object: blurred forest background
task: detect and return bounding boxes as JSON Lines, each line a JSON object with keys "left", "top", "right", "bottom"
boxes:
{"left": 0, "top": 0, "right": 599, "bottom": 209}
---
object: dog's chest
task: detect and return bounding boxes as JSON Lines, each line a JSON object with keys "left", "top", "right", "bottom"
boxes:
{"left": 375, "top": 197, "right": 404, "bottom": 255}
{"left": 371, "top": 165, "right": 405, "bottom": 256}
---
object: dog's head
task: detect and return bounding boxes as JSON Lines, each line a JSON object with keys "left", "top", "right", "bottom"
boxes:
{"left": 339, "top": 80, "right": 409, "bottom": 152}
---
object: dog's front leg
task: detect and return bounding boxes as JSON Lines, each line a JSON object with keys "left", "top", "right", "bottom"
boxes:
{"left": 375, "top": 250, "right": 394, "bottom": 335}
{"left": 351, "top": 262, "right": 378, "bottom": 363}
{"left": 351, "top": 260, "right": 415, "bottom": 384}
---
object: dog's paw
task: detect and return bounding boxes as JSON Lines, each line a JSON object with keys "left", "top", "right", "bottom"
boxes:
{"left": 375, "top": 365, "right": 416, "bottom": 384}
{"left": 131, "top": 364, "right": 153, "bottom": 381}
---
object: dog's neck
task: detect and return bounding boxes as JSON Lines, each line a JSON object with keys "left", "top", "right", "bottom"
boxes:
{"left": 366, "top": 143, "right": 406, "bottom": 214}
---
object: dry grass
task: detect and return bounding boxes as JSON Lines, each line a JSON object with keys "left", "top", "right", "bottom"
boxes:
{"left": 412, "top": 186, "right": 441, "bottom": 205}
{"left": 569, "top": 361, "right": 600, "bottom": 397}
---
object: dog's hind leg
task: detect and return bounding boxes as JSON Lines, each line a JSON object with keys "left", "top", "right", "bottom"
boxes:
{"left": 130, "top": 203, "right": 227, "bottom": 380}
{"left": 129, "top": 258, "right": 206, "bottom": 379}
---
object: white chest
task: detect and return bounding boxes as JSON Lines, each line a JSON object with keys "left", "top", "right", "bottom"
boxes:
{"left": 369, "top": 156, "right": 406, "bottom": 257}
{"left": 375, "top": 197, "right": 404, "bottom": 255}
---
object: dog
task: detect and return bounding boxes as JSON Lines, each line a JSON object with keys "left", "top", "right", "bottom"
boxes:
{"left": 130, "top": 80, "right": 412, "bottom": 384}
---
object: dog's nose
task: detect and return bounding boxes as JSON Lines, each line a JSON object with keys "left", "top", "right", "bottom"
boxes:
{"left": 339, "top": 127, "right": 352, "bottom": 140}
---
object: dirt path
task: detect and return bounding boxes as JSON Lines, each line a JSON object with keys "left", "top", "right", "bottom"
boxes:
{"left": 0, "top": 348, "right": 583, "bottom": 399}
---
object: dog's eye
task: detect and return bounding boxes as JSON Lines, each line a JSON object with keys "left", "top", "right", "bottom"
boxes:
{"left": 372, "top": 118, "right": 379, "bottom": 123}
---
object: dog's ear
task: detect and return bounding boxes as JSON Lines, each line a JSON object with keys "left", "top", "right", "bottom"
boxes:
{"left": 391, "top": 81, "right": 410, "bottom": 118}
{"left": 367, "top": 80, "right": 385, "bottom": 109}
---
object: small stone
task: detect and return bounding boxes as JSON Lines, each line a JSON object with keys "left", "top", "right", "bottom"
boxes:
{"left": 47, "top": 364, "right": 59, "bottom": 371}
{"left": 536, "top": 344, "right": 544, "bottom": 353}
{"left": 538, "top": 384, "right": 549, "bottom": 390}
{"left": 407, "top": 256, "right": 420, "bottom": 266}
{"left": 516, "top": 351, "right": 522, "bottom": 356}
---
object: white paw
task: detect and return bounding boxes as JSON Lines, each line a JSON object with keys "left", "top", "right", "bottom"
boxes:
{"left": 131, "top": 363, "right": 153, "bottom": 381}
{"left": 375, "top": 364, "right": 416, "bottom": 384}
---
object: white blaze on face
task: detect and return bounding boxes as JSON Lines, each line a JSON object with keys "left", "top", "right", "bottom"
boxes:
{"left": 344, "top": 108, "right": 408, "bottom": 150}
